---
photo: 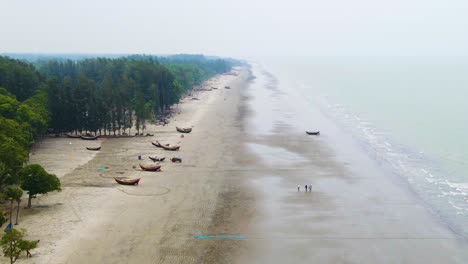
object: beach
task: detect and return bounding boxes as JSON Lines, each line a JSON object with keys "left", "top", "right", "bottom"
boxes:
{"left": 12, "top": 64, "right": 468, "bottom": 264}
{"left": 17, "top": 67, "right": 248, "bottom": 263}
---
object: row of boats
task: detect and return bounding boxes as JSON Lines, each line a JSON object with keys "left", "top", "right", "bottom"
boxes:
{"left": 113, "top": 126, "right": 192, "bottom": 186}
{"left": 72, "top": 126, "right": 191, "bottom": 141}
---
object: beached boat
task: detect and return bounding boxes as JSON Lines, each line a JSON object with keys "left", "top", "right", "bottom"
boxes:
{"left": 152, "top": 141, "right": 170, "bottom": 148}
{"left": 152, "top": 141, "right": 168, "bottom": 147}
{"left": 86, "top": 146, "right": 101, "bottom": 151}
{"left": 160, "top": 144, "right": 180, "bottom": 151}
{"left": 65, "top": 133, "right": 81, "bottom": 138}
{"left": 114, "top": 177, "right": 140, "bottom": 185}
{"left": 149, "top": 156, "right": 165, "bottom": 162}
{"left": 176, "top": 127, "right": 192, "bottom": 133}
{"left": 306, "top": 131, "right": 320, "bottom": 135}
{"left": 80, "top": 135, "right": 100, "bottom": 140}
{"left": 139, "top": 164, "right": 161, "bottom": 171}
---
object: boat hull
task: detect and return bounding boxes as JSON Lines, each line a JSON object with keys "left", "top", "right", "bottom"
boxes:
{"left": 114, "top": 177, "right": 140, "bottom": 185}
{"left": 139, "top": 164, "right": 161, "bottom": 171}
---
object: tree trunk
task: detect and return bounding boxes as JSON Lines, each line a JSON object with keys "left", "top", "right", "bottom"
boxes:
{"left": 9, "top": 241, "right": 13, "bottom": 264}
{"left": 27, "top": 194, "right": 32, "bottom": 208}
{"left": 9, "top": 200, "right": 13, "bottom": 225}
{"left": 15, "top": 200, "right": 21, "bottom": 225}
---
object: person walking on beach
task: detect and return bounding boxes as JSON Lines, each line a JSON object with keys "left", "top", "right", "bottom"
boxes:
{"left": 305, "top": 184, "right": 308, "bottom": 192}
{"left": 297, "top": 185, "right": 300, "bottom": 192}
{"left": 309, "top": 184, "right": 312, "bottom": 192}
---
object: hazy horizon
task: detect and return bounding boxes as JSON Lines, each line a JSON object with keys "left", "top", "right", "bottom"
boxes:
{"left": 1, "top": 0, "right": 468, "bottom": 59}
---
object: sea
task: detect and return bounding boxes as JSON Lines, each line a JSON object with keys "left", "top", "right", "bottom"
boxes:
{"left": 254, "top": 56, "right": 468, "bottom": 239}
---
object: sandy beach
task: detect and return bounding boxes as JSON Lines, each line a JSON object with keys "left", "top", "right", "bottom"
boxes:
{"left": 9, "top": 64, "right": 468, "bottom": 264}
{"left": 13, "top": 67, "right": 248, "bottom": 264}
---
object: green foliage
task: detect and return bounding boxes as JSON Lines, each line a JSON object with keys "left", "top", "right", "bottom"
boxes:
{"left": 38, "top": 55, "right": 235, "bottom": 134}
{"left": 0, "top": 210, "right": 7, "bottom": 227}
{"left": 1, "top": 228, "right": 24, "bottom": 264}
{"left": 0, "top": 88, "right": 20, "bottom": 119}
{"left": 0, "top": 85, "right": 49, "bottom": 185}
{"left": 0, "top": 56, "right": 41, "bottom": 101}
{"left": 2, "top": 185, "right": 23, "bottom": 203}
{"left": 18, "top": 239, "right": 38, "bottom": 254}
{"left": 0, "top": 136, "right": 29, "bottom": 183}
{"left": 19, "top": 164, "right": 61, "bottom": 208}
{"left": 2, "top": 185, "right": 23, "bottom": 226}
{"left": 0, "top": 117, "right": 33, "bottom": 148}
{"left": 0, "top": 228, "right": 38, "bottom": 263}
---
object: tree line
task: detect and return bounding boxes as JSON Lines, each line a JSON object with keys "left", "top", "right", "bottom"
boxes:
{"left": 39, "top": 54, "right": 233, "bottom": 135}
{"left": 0, "top": 56, "right": 61, "bottom": 263}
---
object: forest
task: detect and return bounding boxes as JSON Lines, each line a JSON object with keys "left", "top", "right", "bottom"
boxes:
{"left": 0, "top": 54, "right": 236, "bottom": 187}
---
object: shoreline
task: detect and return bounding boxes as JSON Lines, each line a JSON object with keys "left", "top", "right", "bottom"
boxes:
{"left": 9, "top": 62, "right": 468, "bottom": 263}
{"left": 232, "top": 63, "right": 468, "bottom": 263}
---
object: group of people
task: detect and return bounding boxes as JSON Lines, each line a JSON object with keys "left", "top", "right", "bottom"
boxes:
{"left": 297, "top": 184, "right": 312, "bottom": 192}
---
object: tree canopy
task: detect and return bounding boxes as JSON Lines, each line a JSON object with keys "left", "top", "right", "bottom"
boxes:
{"left": 19, "top": 164, "right": 61, "bottom": 208}
{"left": 1, "top": 228, "right": 38, "bottom": 264}
{"left": 38, "top": 55, "right": 233, "bottom": 135}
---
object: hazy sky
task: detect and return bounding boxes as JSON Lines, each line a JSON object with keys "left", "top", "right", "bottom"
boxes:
{"left": 1, "top": 0, "right": 467, "bottom": 59}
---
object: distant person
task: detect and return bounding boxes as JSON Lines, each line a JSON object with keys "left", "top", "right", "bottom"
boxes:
{"left": 297, "top": 185, "right": 300, "bottom": 192}
{"left": 305, "top": 184, "right": 308, "bottom": 192}
{"left": 309, "top": 184, "right": 312, "bottom": 191}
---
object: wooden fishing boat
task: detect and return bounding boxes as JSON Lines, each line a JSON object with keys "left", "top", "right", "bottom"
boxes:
{"left": 152, "top": 141, "right": 170, "bottom": 148}
{"left": 160, "top": 144, "right": 180, "bottom": 151}
{"left": 176, "top": 127, "right": 192, "bottom": 133}
{"left": 65, "top": 133, "right": 81, "bottom": 138}
{"left": 86, "top": 146, "right": 101, "bottom": 151}
{"left": 306, "top": 131, "right": 320, "bottom": 135}
{"left": 114, "top": 177, "right": 140, "bottom": 185}
{"left": 80, "top": 135, "right": 100, "bottom": 140}
{"left": 139, "top": 164, "right": 161, "bottom": 171}
{"left": 149, "top": 156, "right": 165, "bottom": 162}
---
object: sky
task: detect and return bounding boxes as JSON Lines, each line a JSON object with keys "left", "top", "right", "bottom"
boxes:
{"left": 1, "top": 0, "right": 468, "bottom": 59}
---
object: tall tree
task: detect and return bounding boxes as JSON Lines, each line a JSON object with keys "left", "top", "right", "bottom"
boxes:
{"left": 2, "top": 186, "right": 23, "bottom": 226}
{"left": 0, "top": 228, "right": 23, "bottom": 264}
{"left": 19, "top": 164, "right": 61, "bottom": 208}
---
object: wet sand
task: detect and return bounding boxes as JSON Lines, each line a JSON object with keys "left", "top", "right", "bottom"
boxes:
{"left": 231, "top": 64, "right": 468, "bottom": 263}
{"left": 10, "top": 63, "right": 468, "bottom": 264}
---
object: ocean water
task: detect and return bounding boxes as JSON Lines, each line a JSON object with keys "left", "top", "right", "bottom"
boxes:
{"left": 256, "top": 56, "right": 468, "bottom": 238}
